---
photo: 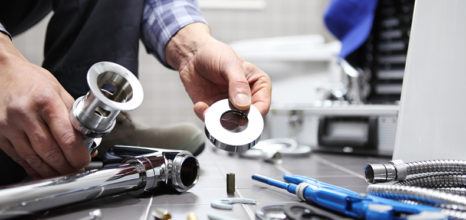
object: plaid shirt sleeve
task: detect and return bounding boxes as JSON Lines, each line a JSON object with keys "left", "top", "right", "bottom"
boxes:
{"left": 142, "top": 0, "right": 207, "bottom": 68}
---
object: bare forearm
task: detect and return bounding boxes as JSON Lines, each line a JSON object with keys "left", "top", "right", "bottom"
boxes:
{"left": 165, "top": 23, "right": 211, "bottom": 71}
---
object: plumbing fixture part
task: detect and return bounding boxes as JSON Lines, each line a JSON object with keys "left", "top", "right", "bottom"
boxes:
{"left": 0, "top": 145, "right": 199, "bottom": 219}
{"left": 210, "top": 197, "right": 256, "bottom": 210}
{"left": 152, "top": 208, "right": 172, "bottom": 220}
{"left": 226, "top": 173, "right": 235, "bottom": 195}
{"left": 205, "top": 99, "right": 264, "bottom": 152}
{"left": 70, "top": 62, "right": 144, "bottom": 154}
{"left": 365, "top": 159, "right": 466, "bottom": 183}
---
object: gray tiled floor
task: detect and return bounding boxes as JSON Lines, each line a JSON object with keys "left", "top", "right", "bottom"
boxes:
{"left": 33, "top": 146, "right": 389, "bottom": 220}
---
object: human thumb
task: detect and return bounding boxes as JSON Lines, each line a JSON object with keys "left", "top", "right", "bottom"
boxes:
{"left": 226, "top": 66, "right": 252, "bottom": 111}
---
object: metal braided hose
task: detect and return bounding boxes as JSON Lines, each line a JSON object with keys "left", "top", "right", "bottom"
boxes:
{"left": 366, "top": 160, "right": 466, "bottom": 218}
{"left": 365, "top": 160, "right": 466, "bottom": 183}
{"left": 439, "top": 203, "right": 466, "bottom": 212}
{"left": 395, "top": 173, "right": 466, "bottom": 188}
{"left": 367, "top": 184, "right": 466, "bottom": 207}
{"left": 438, "top": 188, "right": 466, "bottom": 196}
{"left": 441, "top": 209, "right": 466, "bottom": 220}
{"left": 406, "top": 160, "right": 466, "bottom": 176}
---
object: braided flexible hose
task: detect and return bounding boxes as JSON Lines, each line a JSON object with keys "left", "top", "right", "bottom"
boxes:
{"left": 366, "top": 160, "right": 466, "bottom": 219}
{"left": 442, "top": 209, "right": 466, "bottom": 220}
{"left": 396, "top": 173, "right": 466, "bottom": 188}
{"left": 407, "top": 160, "right": 466, "bottom": 177}
{"left": 365, "top": 160, "right": 466, "bottom": 183}
{"left": 368, "top": 184, "right": 466, "bottom": 207}
{"left": 438, "top": 188, "right": 466, "bottom": 196}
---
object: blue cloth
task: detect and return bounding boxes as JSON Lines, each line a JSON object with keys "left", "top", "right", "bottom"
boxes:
{"left": 324, "top": 0, "right": 378, "bottom": 58}
{"left": 142, "top": 0, "right": 207, "bottom": 67}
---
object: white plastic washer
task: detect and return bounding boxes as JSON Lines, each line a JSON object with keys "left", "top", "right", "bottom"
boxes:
{"left": 204, "top": 99, "right": 264, "bottom": 152}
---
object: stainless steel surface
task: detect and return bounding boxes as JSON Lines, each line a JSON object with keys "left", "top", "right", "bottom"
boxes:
{"left": 70, "top": 62, "right": 144, "bottom": 153}
{"left": 0, "top": 146, "right": 199, "bottom": 219}
{"left": 205, "top": 99, "right": 264, "bottom": 152}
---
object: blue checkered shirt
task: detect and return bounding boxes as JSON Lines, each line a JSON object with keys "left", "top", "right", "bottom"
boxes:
{"left": 142, "top": 0, "right": 206, "bottom": 68}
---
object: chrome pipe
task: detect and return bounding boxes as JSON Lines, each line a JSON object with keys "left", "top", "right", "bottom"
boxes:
{"left": 0, "top": 146, "right": 199, "bottom": 219}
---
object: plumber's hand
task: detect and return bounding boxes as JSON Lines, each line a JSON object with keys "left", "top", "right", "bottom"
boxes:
{"left": 0, "top": 34, "right": 90, "bottom": 178}
{"left": 166, "top": 23, "right": 272, "bottom": 120}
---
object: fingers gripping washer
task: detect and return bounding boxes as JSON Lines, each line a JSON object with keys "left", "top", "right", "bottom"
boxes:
{"left": 204, "top": 99, "right": 264, "bottom": 152}
{"left": 70, "top": 62, "right": 144, "bottom": 154}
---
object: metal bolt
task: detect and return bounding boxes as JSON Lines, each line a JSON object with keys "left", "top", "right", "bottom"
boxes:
{"left": 226, "top": 173, "right": 235, "bottom": 195}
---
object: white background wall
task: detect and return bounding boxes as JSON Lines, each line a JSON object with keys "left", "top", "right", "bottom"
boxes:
{"left": 12, "top": 0, "right": 331, "bottom": 128}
